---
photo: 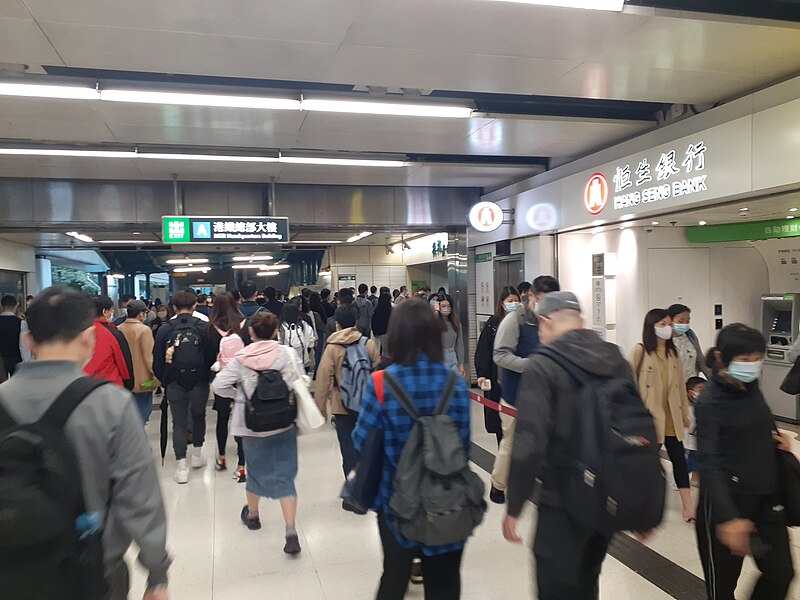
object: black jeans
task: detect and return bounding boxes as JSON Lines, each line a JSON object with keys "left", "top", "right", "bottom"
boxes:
{"left": 167, "top": 381, "right": 209, "bottom": 460}
{"left": 376, "top": 513, "right": 463, "bottom": 600}
{"left": 534, "top": 505, "right": 611, "bottom": 600}
{"left": 102, "top": 562, "right": 129, "bottom": 600}
{"left": 664, "top": 435, "right": 690, "bottom": 489}
{"left": 334, "top": 409, "right": 359, "bottom": 478}
{"left": 213, "top": 395, "right": 245, "bottom": 466}
{"left": 696, "top": 492, "right": 794, "bottom": 599}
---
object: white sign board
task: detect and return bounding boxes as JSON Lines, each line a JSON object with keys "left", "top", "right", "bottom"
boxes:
{"left": 469, "top": 202, "right": 504, "bottom": 233}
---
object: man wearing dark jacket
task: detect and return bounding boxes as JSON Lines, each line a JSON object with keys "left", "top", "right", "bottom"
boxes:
{"left": 263, "top": 286, "right": 285, "bottom": 317}
{"left": 238, "top": 280, "right": 266, "bottom": 319}
{"left": 320, "top": 289, "right": 336, "bottom": 320}
{"left": 502, "top": 291, "right": 637, "bottom": 598}
{"left": 153, "top": 289, "right": 216, "bottom": 484}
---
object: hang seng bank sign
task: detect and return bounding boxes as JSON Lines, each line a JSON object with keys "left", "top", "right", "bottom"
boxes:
{"left": 584, "top": 141, "right": 710, "bottom": 216}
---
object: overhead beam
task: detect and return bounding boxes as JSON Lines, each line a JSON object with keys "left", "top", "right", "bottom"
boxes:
{"left": 627, "top": 0, "right": 800, "bottom": 23}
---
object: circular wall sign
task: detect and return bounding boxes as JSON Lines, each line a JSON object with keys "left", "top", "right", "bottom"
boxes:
{"left": 469, "top": 201, "right": 504, "bottom": 233}
{"left": 584, "top": 173, "right": 609, "bottom": 216}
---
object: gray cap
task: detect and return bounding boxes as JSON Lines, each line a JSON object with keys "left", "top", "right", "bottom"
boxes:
{"left": 536, "top": 291, "right": 581, "bottom": 317}
{"left": 126, "top": 299, "right": 148, "bottom": 316}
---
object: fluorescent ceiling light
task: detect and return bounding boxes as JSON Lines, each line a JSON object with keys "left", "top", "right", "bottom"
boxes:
{"left": 791, "top": 208, "right": 799, "bottom": 212}
{"left": 347, "top": 231, "right": 373, "bottom": 243}
{"left": 139, "top": 152, "right": 278, "bottom": 163}
{"left": 698, "top": 220, "right": 707, "bottom": 226}
{"left": 289, "top": 240, "right": 343, "bottom": 244}
{"left": 486, "top": 0, "right": 625, "bottom": 11}
{"left": 231, "top": 264, "right": 271, "bottom": 270}
{"left": 318, "top": 270, "right": 332, "bottom": 276}
{"left": 0, "top": 82, "right": 98, "bottom": 100}
{"left": 280, "top": 156, "right": 405, "bottom": 168}
{"left": 232, "top": 255, "right": 274, "bottom": 262}
{"left": 0, "top": 149, "right": 136, "bottom": 159}
{"left": 98, "top": 240, "right": 158, "bottom": 244}
{"left": 300, "top": 99, "right": 472, "bottom": 119}
{"left": 173, "top": 266, "right": 210, "bottom": 273}
{"left": 100, "top": 89, "right": 300, "bottom": 111}
{"left": 166, "top": 258, "right": 209, "bottom": 265}
{"left": 66, "top": 231, "right": 93, "bottom": 243}
{"left": 739, "top": 207, "right": 749, "bottom": 212}
{"left": 260, "top": 264, "right": 290, "bottom": 270}
{"left": 256, "top": 271, "right": 279, "bottom": 277}
{"left": 110, "top": 273, "right": 126, "bottom": 280}
{"left": 651, "top": 221, "right": 659, "bottom": 225}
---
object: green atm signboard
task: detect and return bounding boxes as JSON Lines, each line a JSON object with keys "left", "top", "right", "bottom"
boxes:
{"left": 162, "top": 216, "right": 290, "bottom": 244}
{"left": 687, "top": 218, "right": 800, "bottom": 244}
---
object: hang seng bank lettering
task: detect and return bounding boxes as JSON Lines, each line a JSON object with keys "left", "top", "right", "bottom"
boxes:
{"left": 610, "top": 141, "right": 708, "bottom": 211}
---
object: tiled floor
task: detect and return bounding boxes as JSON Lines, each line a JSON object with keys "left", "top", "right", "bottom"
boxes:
{"left": 126, "top": 400, "right": 800, "bottom": 599}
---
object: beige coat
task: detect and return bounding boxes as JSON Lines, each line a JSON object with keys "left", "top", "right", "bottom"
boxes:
{"left": 315, "top": 327, "right": 381, "bottom": 417}
{"left": 629, "top": 344, "right": 688, "bottom": 444}
{"left": 118, "top": 318, "right": 159, "bottom": 394}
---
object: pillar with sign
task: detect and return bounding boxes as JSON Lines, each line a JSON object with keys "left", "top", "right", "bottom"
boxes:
{"left": 591, "top": 252, "right": 617, "bottom": 342}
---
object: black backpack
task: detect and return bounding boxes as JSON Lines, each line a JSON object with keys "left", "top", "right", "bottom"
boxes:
{"left": 0, "top": 377, "right": 112, "bottom": 600}
{"left": 537, "top": 347, "right": 666, "bottom": 536}
{"left": 245, "top": 369, "right": 297, "bottom": 432}
{"left": 168, "top": 317, "right": 205, "bottom": 390}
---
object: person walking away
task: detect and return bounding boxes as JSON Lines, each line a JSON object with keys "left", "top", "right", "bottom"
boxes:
{"left": 368, "top": 285, "right": 379, "bottom": 307}
{"left": 118, "top": 300, "right": 159, "bottom": 424}
{"left": 490, "top": 275, "right": 560, "bottom": 504}
{"left": 195, "top": 294, "right": 212, "bottom": 318}
{"left": 631, "top": 308, "right": 695, "bottom": 522}
{"left": 0, "top": 286, "right": 170, "bottom": 600}
{"left": 316, "top": 305, "right": 381, "bottom": 512}
{"left": 212, "top": 312, "right": 305, "bottom": 554}
{"left": 355, "top": 283, "right": 376, "bottom": 338}
{"left": 668, "top": 303, "right": 712, "bottom": 381}
{"left": 395, "top": 285, "right": 408, "bottom": 304}
{"left": 279, "top": 303, "right": 315, "bottom": 372}
{"left": 696, "top": 324, "right": 795, "bottom": 599}
{"left": 320, "top": 288, "right": 336, "bottom": 320}
{"left": 0, "top": 294, "right": 30, "bottom": 376}
{"left": 153, "top": 288, "right": 216, "bottom": 484}
{"left": 239, "top": 280, "right": 267, "bottom": 319}
{"left": 263, "top": 286, "right": 285, "bottom": 318}
{"left": 352, "top": 300, "right": 477, "bottom": 599}
{"left": 475, "top": 286, "right": 520, "bottom": 447}
{"left": 207, "top": 292, "right": 247, "bottom": 481}
{"left": 308, "top": 291, "right": 328, "bottom": 371}
{"left": 292, "top": 295, "right": 318, "bottom": 370}
{"left": 435, "top": 294, "right": 466, "bottom": 378}
{"left": 372, "top": 291, "right": 393, "bottom": 358}
{"left": 85, "top": 296, "right": 133, "bottom": 389}
{"left": 684, "top": 376, "right": 706, "bottom": 487}
{"left": 324, "top": 288, "right": 354, "bottom": 346}
{"left": 503, "top": 292, "right": 659, "bottom": 599}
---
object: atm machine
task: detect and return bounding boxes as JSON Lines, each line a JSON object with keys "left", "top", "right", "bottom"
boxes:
{"left": 761, "top": 293, "right": 800, "bottom": 422}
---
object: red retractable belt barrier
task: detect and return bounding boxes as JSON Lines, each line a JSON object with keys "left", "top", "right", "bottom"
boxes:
{"left": 469, "top": 390, "right": 518, "bottom": 418}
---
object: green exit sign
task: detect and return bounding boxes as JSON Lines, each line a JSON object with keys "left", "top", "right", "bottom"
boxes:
{"left": 163, "top": 217, "right": 191, "bottom": 243}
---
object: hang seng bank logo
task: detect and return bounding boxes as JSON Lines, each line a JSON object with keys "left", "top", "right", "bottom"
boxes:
{"left": 584, "top": 173, "right": 609, "bottom": 215}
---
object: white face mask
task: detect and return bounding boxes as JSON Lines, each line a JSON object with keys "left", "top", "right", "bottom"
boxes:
{"left": 503, "top": 301, "right": 520, "bottom": 313}
{"left": 440, "top": 307, "right": 452, "bottom": 316}
{"left": 655, "top": 325, "right": 673, "bottom": 340}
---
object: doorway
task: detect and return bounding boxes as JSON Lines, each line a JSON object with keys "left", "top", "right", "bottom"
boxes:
{"left": 494, "top": 255, "right": 525, "bottom": 295}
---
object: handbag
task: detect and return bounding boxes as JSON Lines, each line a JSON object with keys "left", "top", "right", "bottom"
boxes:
{"left": 780, "top": 358, "right": 800, "bottom": 395}
{"left": 776, "top": 447, "right": 800, "bottom": 526}
{"left": 340, "top": 371, "right": 386, "bottom": 514}
{"left": 293, "top": 375, "right": 325, "bottom": 432}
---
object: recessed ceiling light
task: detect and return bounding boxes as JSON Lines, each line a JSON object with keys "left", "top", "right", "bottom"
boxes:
{"left": 698, "top": 221, "right": 707, "bottom": 226}
{"left": 739, "top": 207, "right": 749, "bottom": 212}
{"left": 232, "top": 255, "right": 274, "bottom": 262}
{"left": 651, "top": 221, "right": 660, "bottom": 226}
{"left": 791, "top": 208, "right": 799, "bottom": 212}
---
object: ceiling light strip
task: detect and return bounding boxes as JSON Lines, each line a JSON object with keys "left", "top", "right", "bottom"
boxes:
{"left": 166, "top": 258, "right": 209, "bottom": 265}
{"left": 300, "top": 99, "right": 472, "bottom": 119}
{"left": 0, "top": 82, "right": 99, "bottom": 100}
{"left": 485, "top": 0, "right": 624, "bottom": 10}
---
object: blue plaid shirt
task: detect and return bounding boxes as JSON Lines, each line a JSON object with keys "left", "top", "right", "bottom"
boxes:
{"left": 352, "top": 355, "right": 472, "bottom": 556}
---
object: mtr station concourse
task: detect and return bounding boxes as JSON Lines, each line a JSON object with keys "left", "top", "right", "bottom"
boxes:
{"left": 8, "top": 1, "right": 800, "bottom": 600}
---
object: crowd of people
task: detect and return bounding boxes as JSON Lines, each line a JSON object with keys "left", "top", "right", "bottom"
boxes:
{"left": 0, "top": 273, "right": 796, "bottom": 599}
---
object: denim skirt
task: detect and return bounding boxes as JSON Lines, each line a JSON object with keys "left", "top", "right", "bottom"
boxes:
{"left": 242, "top": 427, "right": 298, "bottom": 499}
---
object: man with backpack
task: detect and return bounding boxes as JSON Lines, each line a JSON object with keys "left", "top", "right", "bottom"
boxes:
{"left": 315, "top": 305, "right": 381, "bottom": 512}
{"left": 0, "top": 286, "right": 170, "bottom": 600}
{"left": 503, "top": 292, "right": 663, "bottom": 598}
{"left": 355, "top": 283, "right": 375, "bottom": 338}
{"left": 489, "top": 275, "right": 559, "bottom": 505}
{"left": 154, "top": 288, "right": 216, "bottom": 484}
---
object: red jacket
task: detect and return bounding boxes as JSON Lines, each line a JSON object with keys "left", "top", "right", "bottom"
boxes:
{"left": 84, "top": 319, "right": 131, "bottom": 387}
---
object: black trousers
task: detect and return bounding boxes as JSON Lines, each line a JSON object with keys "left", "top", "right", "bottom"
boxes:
{"left": 334, "top": 409, "right": 359, "bottom": 478}
{"left": 696, "top": 492, "right": 794, "bottom": 599}
{"left": 213, "top": 395, "right": 245, "bottom": 466}
{"left": 376, "top": 513, "right": 463, "bottom": 600}
{"left": 664, "top": 435, "right": 690, "bottom": 489}
{"left": 102, "top": 562, "right": 129, "bottom": 600}
{"left": 534, "top": 505, "right": 612, "bottom": 600}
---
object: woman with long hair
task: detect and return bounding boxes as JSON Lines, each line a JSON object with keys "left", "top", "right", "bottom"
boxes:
{"left": 212, "top": 312, "right": 305, "bottom": 555}
{"left": 150, "top": 302, "right": 173, "bottom": 336}
{"left": 352, "top": 300, "right": 474, "bottom": 599}
{"left": 435, "top": 294, "right": 465, "bottom": 378}
{"left": 372, "top": 291, "right": 393, "bottom": 357}
{"left": 208, "top": 292, "right": 246, "bottom": 481}
{"left": 280, "top": 303, "right": 315, "bottom": 372}
{"left": 308, "top": 291, "right": 327, "bottom": 370}
{"left": 474, "top": 286, "right": 520, "bottom": 447}
{"left": 695, "top": 324, "right": 794, "bottom": 598}
{"left": 631, "top": 308, "right": 694, "bottom": 522}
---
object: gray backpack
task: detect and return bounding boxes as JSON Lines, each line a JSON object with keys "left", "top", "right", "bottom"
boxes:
{"left": 385, "top": 371, "right": 487, "bottom": 546}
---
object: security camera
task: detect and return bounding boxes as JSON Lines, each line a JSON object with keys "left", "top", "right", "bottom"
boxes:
{"left": 645, "top": 227, "right": 654, "bottom": 233}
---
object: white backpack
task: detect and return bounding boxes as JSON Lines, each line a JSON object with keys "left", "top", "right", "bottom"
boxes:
{"left": 281, "top": 323, "right": 310, "bottom": 367}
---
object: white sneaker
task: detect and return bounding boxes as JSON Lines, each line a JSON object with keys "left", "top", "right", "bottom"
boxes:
{"left": 190, "top": 446, "right": 207, "bottom": 469}
{"left": 174, "top": 459, "right": 189, "bottom": 484}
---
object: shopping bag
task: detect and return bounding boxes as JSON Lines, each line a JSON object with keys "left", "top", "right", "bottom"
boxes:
{"left": 293, "top": 375, "right": 325, "bottom": 431}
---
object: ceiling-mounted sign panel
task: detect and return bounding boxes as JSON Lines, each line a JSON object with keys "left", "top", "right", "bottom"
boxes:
{"left": 162, "top": 216, "right": 290, "bottom": 244}
{"left": 468, "top": 201, "right": 504, "bottom": 233}
{"left": 686, "top": 218, "right": 800, "bottom": 243}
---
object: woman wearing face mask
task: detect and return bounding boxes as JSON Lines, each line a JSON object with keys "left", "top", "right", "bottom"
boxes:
{"left": 668, "top": 303, "right": 712, "bottom": 382}
{"left": 435, "top": 294, "right": 466, "bottom": 379}
{"left": 151, "top": 303, "right": 172, "bottom": 336}
{"left": 631, "top": 308, "right": 695, "bottom": 522}
{"left": 474, "top": 286, "right": 520, "bottom": 446}
{"left": 696, "top": 324, "right": 794, "bottom": 599}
